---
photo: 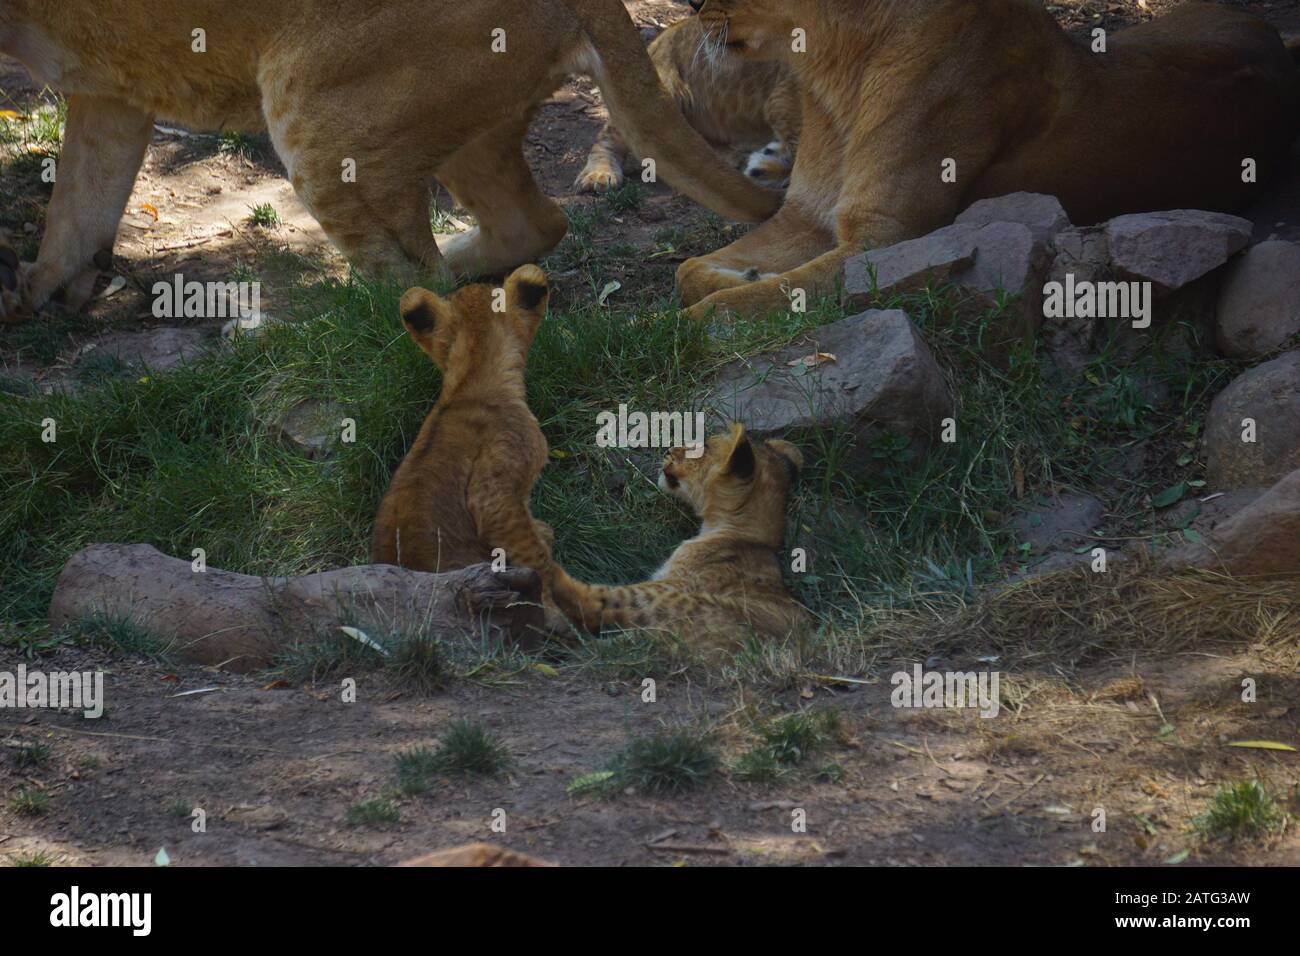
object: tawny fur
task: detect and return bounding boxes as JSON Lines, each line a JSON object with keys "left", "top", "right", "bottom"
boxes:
{"left": 371, "top": 265, "right": 556, "bottom": 599}
{"left": 552, "top": 424, "right": 812, "bottom": 655}
{"left": 0, "top": 0, "right": 779, "bottom": 324}
{"left": 676, "top": 0, "right": 1300, "bottom": 321}
{"left": 576, "top": 14, "right": 801, "bottom": 193}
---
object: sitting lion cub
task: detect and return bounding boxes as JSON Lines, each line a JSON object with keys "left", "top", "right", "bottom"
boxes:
{"left": 552, "top": 424, "right": 812, "bottom": 654}
{"left": 371, "top": 265, "right": 555, "bottom": 595}
{"left": 577, "top": 13, "right": 801, "bottom": 193}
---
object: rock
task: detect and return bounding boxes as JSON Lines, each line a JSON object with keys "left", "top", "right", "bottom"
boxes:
{"left": 1104, "top": 210, "right": 1252, "bottom": 292}
{"left": 1215, "top": 240, "right": 1300, "bottom": 360}
{"left": 843, "top": 224, "right": 980, "bottom": 309}
{"left": 705, "top": 309, "right": 952, "bottom": 458}
{"left": 1160, "top": 467, "right": 1300, "bottom": 575}
{"left": 276, "top": 398, "right": 347, "bottom": 459}
{"left": 88, "top": 327, "right": 209, "bottom": 371}
{"left": 1011, "top": 493, "right": 1105, "bottom": 553}
{"left": 1204, "top": 350, "right": 1300, "bottom": 490}
{"left": 955, "top": 192, "right": 1071, "bottom": 241}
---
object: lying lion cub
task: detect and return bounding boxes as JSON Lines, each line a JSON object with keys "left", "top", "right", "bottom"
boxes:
{"left": 371, "top": 265, "right": 556, "bottom": 598}
{"left": 577, "top": 12, "right": 801, "bottom": 193}
{"left": 552, "top": 424, "right": 812, "bottom": 654}
{"left": 0, "top": 0, "right": 778, "bottom": 324}
{"left": 677, "top": 0, "right": 1300, "bottom": 320}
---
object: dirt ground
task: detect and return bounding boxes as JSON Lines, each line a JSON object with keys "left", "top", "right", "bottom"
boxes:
{"left": 2, "top": 0, "right": 1300, "bottom": 867}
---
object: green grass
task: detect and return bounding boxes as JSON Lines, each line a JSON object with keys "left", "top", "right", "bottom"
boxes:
{"left": 9, "top": 850, "right": 58, "bottom": 867}
{"left": 12, "top": 743, "right": 51, "bottom": 770}
{"left": 1195, "top": 779, "right": 1287, "bottom": 843}
{"left": 0, "top": 237, "right": 1235, "bottom": 677}
{"left": 344, "top": 798, "right": 400, "bottom": 827}
{"left": 391, "top": 721, "right": 510, "bottom": 792}
{"left": 733, "top": 709, "right": 840, "bottom": 783}
{"left": 64, "top": 613, "right": 171, "bottom": 660}
{"left": 571, "top": 727, "right": 718, "bottom": 797}
{"left": 246, "top": 203, "right": 281, "bottom": 228}
{"left": 9, "top": 788, "right": 49, "bottom": 816}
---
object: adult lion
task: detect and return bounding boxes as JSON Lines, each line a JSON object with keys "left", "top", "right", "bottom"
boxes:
{"left": 0, "top": 0, "right": 779, "bottom": 323}
{"left": 677, "top": 0, "right": 1300, "bottom": 320}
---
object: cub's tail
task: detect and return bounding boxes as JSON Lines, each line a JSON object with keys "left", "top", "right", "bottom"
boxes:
{"left": 564, "top": 0, "right": 779, "bottom": 224}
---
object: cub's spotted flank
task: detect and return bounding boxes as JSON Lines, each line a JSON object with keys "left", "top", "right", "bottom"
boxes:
{"left": 371, "top": 265, "right": 556, "bottom": 598}
{"left": 553, "top": 424, "right": 811, "bottom": 655}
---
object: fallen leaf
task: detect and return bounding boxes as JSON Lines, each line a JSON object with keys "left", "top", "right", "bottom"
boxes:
{"left": 1226, "top": 740, "right": 1297, "bottom": 752}
{"left": 597, "top": 280, "right": 622, "bottom": 306}
{"left": 338, "top": 625, "right": 389, "bottom": 657}
{"left": 787, "top": 351, "right": 837, "bottom": 369}
{"left": 140, "top": 203, "right": 160, "bottom": 221}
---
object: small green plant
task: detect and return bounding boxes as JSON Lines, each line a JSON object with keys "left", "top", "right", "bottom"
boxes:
{"left": 428, "top": 720, "right": 510, "bottom": 777}
{"left": 67, "top": 613, "right": 168, "bottom": 659}
{"left": 734, "top": 709, "right": 841, "bottom": 782}
{"left": 605, "top": 728, "right": 718, "bottom": 796}
{"left": 10, "top": 850, "right": 57, "bottom": 867}
{"left": 217, "top": 130, "right": 261, "bottom": 160}
{"left": 12, "top": 743, "right": 51, "bottom": 770}
{"left": 344, "top": 798, "right": 400, "bottom": 827}
{"left": 388, "top": 632, "right": 444, "bottom": 694}
{"left": 393, "top": 746, "right": 441, "bottom": 795}
{"left": 165, "top": 799, "right": 191, "bottom": 818}
{"left": 603, "top": 181, "right": 645, "bottom": 214}
{"left": 1195, "top": 779, "right": 1287, "bottom": 843}
{"left": 9, "top": 788, "right": 49, "bottom": 816}
{"left": 246, "top": 203, "right": 281, "bottom": 228}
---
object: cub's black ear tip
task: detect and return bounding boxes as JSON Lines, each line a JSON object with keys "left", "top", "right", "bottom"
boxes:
{"left": 515, "top": 281, "right": 549, "bottom": 312}
{"left": 400, "top": 296, "right": 437, "bottom": 333}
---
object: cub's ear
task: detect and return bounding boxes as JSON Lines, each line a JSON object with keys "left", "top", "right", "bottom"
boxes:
{"left": 505, "top": 264, "right": 550, "bottom": 318}
{"left": 725, "top": 424, "right": 756, "bottom": 481}
{"left": 399, "top": 286, "right": 451, "bottom": 342}
{"left": 765, "top": 439, "right": 804, "bottom": 482}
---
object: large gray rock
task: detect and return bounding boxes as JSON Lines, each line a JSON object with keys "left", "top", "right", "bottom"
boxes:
{"left": 843, "top": 224, "right": 980, "bottom": 309}
{"left": 1160, "top": 467, "right": 1300, "bottom": 575}
{"left": 705, "top": 309, "right": 953, "bottom": 452}
{"left": 87, "top": 327, "right": 209, "bottom": 371}
{"left": 955, "top": 192, "right": 1071, "bottom": 241}
{"left": 1204, "top": 350, "right": 1300, "bottom": 490}
{"left": 1215, "top": 240, "right": 1300, "bottom": 360}
{"left": 1104, "top": 210, "right": 1252, "bottom": 291}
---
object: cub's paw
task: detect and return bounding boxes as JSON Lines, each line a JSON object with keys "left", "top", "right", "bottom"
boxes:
{"left": 743, "top": 141, "right": 793, "bottom": 190}
{"left": 0, "top": 245, "right": 30, "bottom": 325}
{"left": 575, "top": 161, "right": 624, "bottom": 194}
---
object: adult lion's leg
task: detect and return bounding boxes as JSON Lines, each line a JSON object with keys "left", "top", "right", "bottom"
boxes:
{"left": 0, "top": 95, "right": 153, "bottom": 324}
{"left": 263, "top": 92, "right": 445, "bottom": 284}
{"left": 683, "top": 241, "right": 856, "bottom": 321}
{"left": 434, "top": 112, "right": 569, "bottom": 280}
{"left": 675, "top": 200, "right": 834, "bottom": 308}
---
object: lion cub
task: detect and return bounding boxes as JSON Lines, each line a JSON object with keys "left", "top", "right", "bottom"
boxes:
{"left": 577, "top": 14, "right": 801, "bottom": 194}
{"left": 552, "top": 424, "right": 811, "bottom": 653}
{"left": 371, "top": 265, "right": 554, "bottom": 592}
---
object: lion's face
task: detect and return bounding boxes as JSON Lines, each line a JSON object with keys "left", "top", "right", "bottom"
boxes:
{"left": 695, "top": 0, "right": 804, "bottom": 58}
{"left": 659, "top": 423, "right": 803, "bottom": 522}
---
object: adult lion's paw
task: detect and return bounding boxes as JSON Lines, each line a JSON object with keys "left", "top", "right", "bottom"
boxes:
{"left": 0, "top": 245, "right": 28, "bottom": 325}
{"left": 743, "top": 142, "right": 793, "bottom": 190}
{"left": 575, "top": 162, "right": 624, "bottom": 194}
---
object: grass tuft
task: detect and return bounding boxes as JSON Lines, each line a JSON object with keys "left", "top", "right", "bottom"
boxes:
{"left": 1195, "top": 779, "right": 1287, "bottom": 843}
